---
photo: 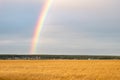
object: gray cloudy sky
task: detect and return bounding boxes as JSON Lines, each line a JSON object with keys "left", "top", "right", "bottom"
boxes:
{"left": 0, "top": 0, "right": 120, "bottom": 55}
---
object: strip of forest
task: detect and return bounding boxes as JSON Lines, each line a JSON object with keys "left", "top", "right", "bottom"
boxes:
{"left": 0, "top": 55, "right": 120, "bottom": 60}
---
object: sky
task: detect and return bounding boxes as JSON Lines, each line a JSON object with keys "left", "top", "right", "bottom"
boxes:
{"left": 0, "top": 0, "right": 120, "bottom": 55}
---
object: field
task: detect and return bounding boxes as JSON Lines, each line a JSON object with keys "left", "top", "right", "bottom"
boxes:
{"left": 0, "top": 60, "right": 120, "bottom": 80}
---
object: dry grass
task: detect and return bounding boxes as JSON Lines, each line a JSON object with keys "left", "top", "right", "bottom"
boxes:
{"left": 0, "top": 60, "right": 120, "bottom": 80}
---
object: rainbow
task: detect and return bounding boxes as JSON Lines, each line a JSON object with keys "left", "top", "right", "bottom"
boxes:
{"left": 30, "top": 0, "right": 53, "bottom": 54}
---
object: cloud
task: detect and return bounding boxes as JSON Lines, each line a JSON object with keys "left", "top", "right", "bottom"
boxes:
{"left": 52, "top": 0, "right": 120, "bottom": 10}
{"left": 0, "top": 38, "right": 31, "bottom": 53}
{"left": 0, "top": 0, "right": 120, "bottom": 55}
{"left": 0, "top": 0, "right": 44, "bottom": 4}
{"left": 0, "top": 38, "right": 31, "bottom": 45}
{"left": 35, "top": 24, "right": 120, "bottom": 55}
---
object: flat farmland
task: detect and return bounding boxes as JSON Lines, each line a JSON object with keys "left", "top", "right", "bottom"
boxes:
{"left": 0, "top": 60, "right": 120, "bottom": 80}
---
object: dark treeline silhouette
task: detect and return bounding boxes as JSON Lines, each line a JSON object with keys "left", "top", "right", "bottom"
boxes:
{"left": 0, "top": 55, "right": 120, "bottom": 60}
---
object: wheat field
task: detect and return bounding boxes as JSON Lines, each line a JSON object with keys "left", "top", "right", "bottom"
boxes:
{"left": 0, "top": 60, "right": 120, "bottom": 80}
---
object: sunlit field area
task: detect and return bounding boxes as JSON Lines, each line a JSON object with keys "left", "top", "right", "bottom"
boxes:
{"left": 0, "top": 60, "right": 120, "bottom": 80}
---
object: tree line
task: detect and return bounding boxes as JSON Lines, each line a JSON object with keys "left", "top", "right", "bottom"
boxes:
{"left": 0, "top": 55, "right": 120, "bottom": 60}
